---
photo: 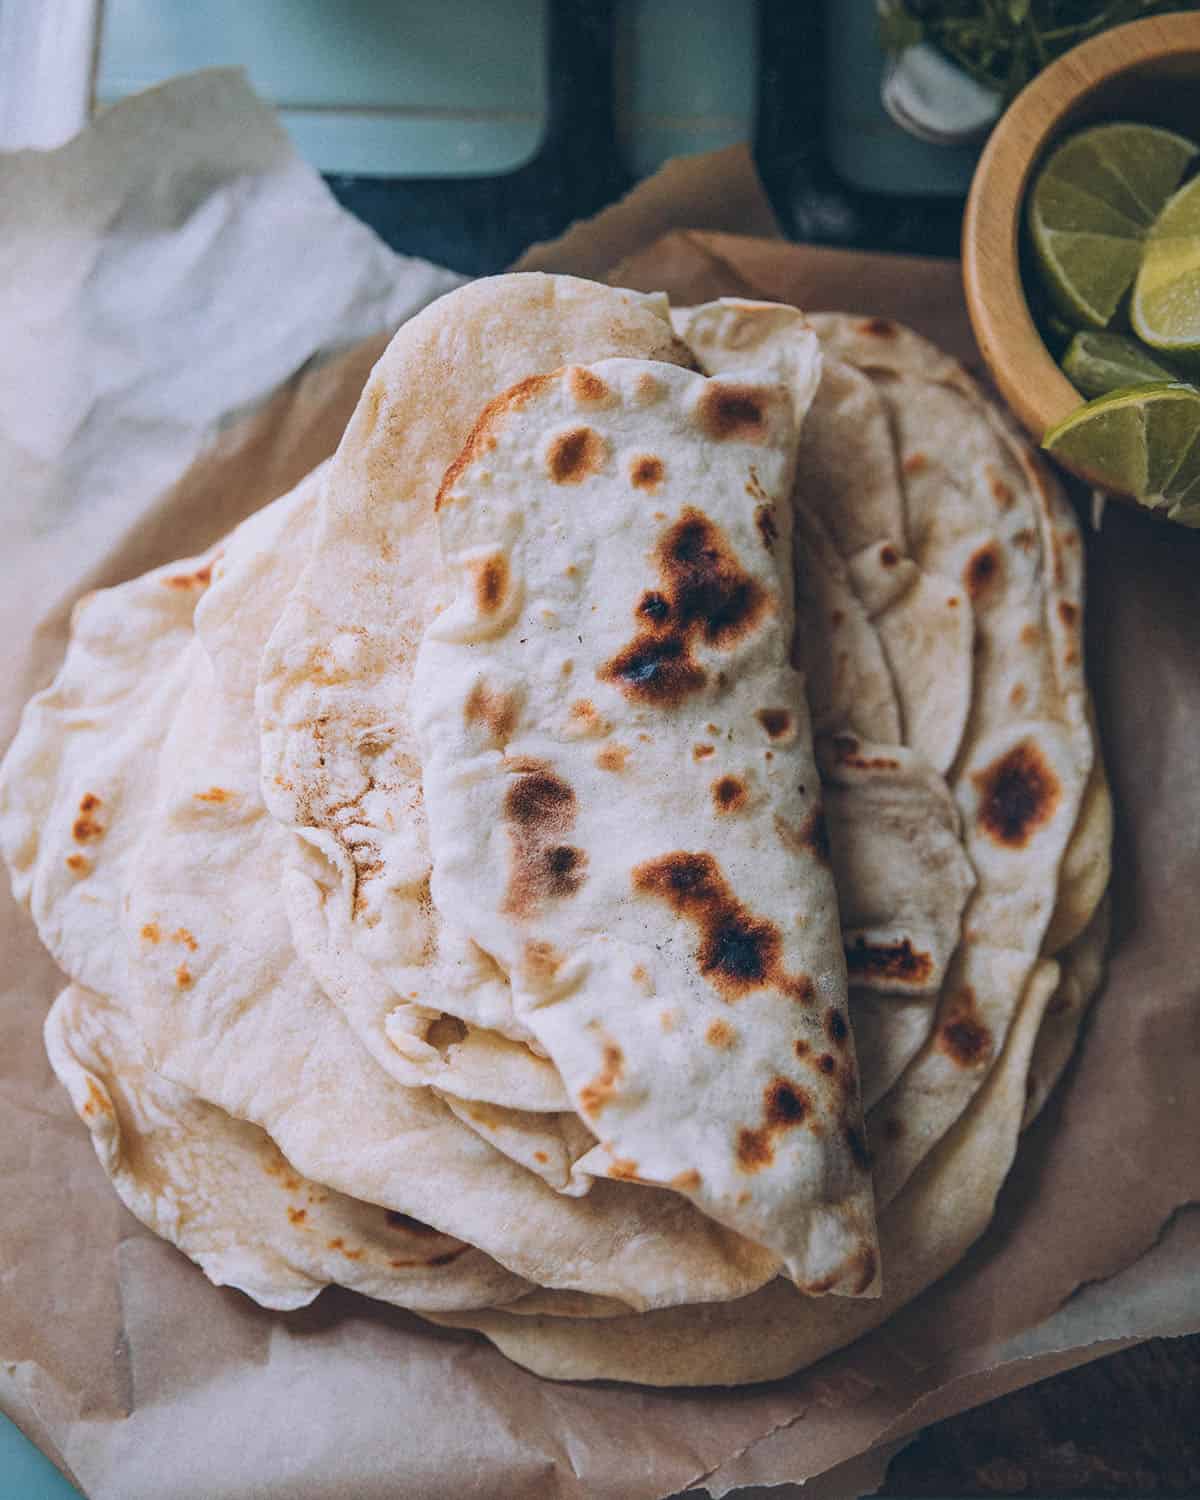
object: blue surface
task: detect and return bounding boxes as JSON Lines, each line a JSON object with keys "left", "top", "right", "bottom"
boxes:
{"left": 96, "top": 0, "right": 549, "bottom": 176}
{"left": 0, "top": 1415, "right": 83, "bottom": 1500}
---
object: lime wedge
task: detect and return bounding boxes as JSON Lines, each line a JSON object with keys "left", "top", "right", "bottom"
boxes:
{"left": 1043, "top": 382, "right": 1200, "bottom": 525}
{"left": 1132, "top": 174, "right": 1200, "bottom": 360}
{"left": 1028, "top": 123, "right": 1199, "bottom": 330}
{"left": 1061, "top": 331, "right": 1178, "bottom": 399}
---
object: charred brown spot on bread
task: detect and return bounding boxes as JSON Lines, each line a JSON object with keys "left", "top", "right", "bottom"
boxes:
{"left": 825, "top": 1009, "right": 849, "bottom": 1047}
{"left": 287, "top": 1206, "right": 307, "bottom": 1226}
{"left": 661, "top": 510, "right": 767, "bottom": 647}
{"left": 172, "top": 927, "right": 198, "bottom": 952}
{"left": 1059, "top": 600, "right": 1078, "bottom": 626}
{"left": 756, "top": 708, "right": 792, "bottom": 741}
{"left": 546, "top": 844, "right": 587, "bottom": 895}
{"left": 671, "top": 1168, "right": 701, "bottom": 1191}
{"left": 464, "top": 680, "right": 519, "bottom": 745}
{"left": 630, "top": 455, "right": 664, "bottom": 492}
{"left": 140, "top": 923, "right": 161, "bottom": 944}
{"left": 548, "top": 425, "right": 606, "bottom": 484}
{"left": 601, "top": 634, "right": 707, "bottom": 706}
{"left": 567, "top": 699, "right": 611, "bottom": 738}
{"left": 879, "top": 545, "right": 900, "bottom": 569}
{"left": 504, "top": 765, "right": 585, "bottom": 915}
{"left": 599, "top": 508, "right": 767, "bottom": 707}
{"left": 607, "top": 1157, "right": 641, "bottom": 1181}
{"left": 436, "top": 372, "right": 556, "bottom": 510}
{"left": 737, "top": 1078, "right": 813, "bottom": 1173}
{"left": 533, "top": 1150, "right": 550, "bottom": 1164}
{"left": 637, "top": 590, "right": 671, "bottom": 624}
{"left": 1020, "top": 622, "right": 1040, "bottom": 646}
{"left": 755, "top": 504, "right": 779, "bottom": 550}
{"left": 712, "top": 775, "right": 747, "bottom": 814}
{"left": 965, "top": 542, "right": 1002, "bottom": 599}
{"left": 634, "top": 371, "right": 664, "bottom": 405}
{"left": 1013, "top": 527, "right": 1036, "bottom": 551}
{"left": 831, "top": 735, "right": 899, "bottom": 772}
{"left": 858, "top": 317, "right": 895, "bottom": 337}
{"left": 633, "top": 851, "right": 813, "bottom": 1003}
{"left": 73, "top": 794, "right": 105, "bottom": 842}
{"left": 194, "top": 787, "right": 233, "bottom": 804}
{"left": 81, "top": 1080, "right": 110, "bottom": 1119}
{"left": 989, "top": 472, "right": 1015, "bottom": 509}
{"left": 1010, "top": 682, "right": 1027, "bottom": 708}
{"left": 595, "top": 742, "right": 629, "bottom": 772}
{"left": 472, "top": 555, "right": 509, "bottom": 616}
{"left": 163, "top": 562, "right": 214, "bottom": 590}
{"left": 65, "top": 853, "right": 90, "bottom": 874}
{"left": 736, "top": 1126, "right": 774, "bottom": 1172}
{"left": 903, "top": 452, "right": 928, "bottom": 476}
{"left": 174, "top": 964, "right": 193, "bottom": 990}
{"left": 766, "top": 1077, "right": 811, "bottom": 1127}
{"left": 568, "top": 366, "right": 611, "bottom": 405}
{"left": 505, "top": 765, "right": 574, "bottom": 832}
{"left": 794, "top": 1038, "right": 810, "bottom": 1058}
{"left": 579, "top": 1041, "right": 624, "bottom": 1117}
{"left": 812, "top": 1053, "right": 836, "bottom": 1076}
{"left": 696, "top": 382, "right": 773, "bottom": 444}
{"left": 692, "top": 743, "right": 715, "bottom": 760}
{"left": 937, "top": 986, "right": 993, "bottom": 1067}
{"left": 972, "top": 739, "right": 1060, "bottom": 848}
{"left": 705, "top": 1018, "right": 736, "bottom": 1049}
{"left": 845, "top": 936, "right": 933, "bottom": 987}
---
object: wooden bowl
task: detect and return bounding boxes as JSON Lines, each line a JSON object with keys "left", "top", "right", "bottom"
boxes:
{"left": 962, "top": 12, "right": 1200, "bottom": 455}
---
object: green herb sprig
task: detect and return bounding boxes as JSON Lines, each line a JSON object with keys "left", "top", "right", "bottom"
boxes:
{"left": 880, "top": 1, "right": 1198, "bottom": 104}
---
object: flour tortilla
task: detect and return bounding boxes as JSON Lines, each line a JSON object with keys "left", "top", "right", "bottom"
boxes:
{"left": 423, "top": 949, "right": 1061, "bottom": 1384}
{"left": 0, "top": 538, "right": 228, "bottom": 1001}
{"left": 0, "top": 473, "right": 537, "bottom": 1313}
{"left": 0, "top": 281, "right": 1111, "bottom": 1379}
{"left": 683, "top": 303, "right": 1103, "bottom": 1211}
{"left": 121, "top": 475, "right": 791, "bottom": 1311}
{"left": 45, "top": 984, "right": 522, "bottom": 1313}
{"left": 808, "top": 315, "right": 1099, "bottom": 1208}
{"left": 413, "top": 354, "right": 878, "bottom": 1296}
{"left": 1023, "top": 893, "right": 1111, "bottom": 1128}
{"left": 822, "top": 740, "right": 976, "bottom": 1108}
{"left": 674, "top": 300, "right": 975, "bottom": 777}
{"left": 257, "top": 275, "right": 697, "bottom": 1114}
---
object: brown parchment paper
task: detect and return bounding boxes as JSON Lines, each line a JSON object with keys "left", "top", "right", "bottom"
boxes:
{"left": 1, "top": 72, "right": 1198, "bottom": 1500}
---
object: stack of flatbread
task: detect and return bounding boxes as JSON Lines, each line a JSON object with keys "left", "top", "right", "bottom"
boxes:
{"left": 0, "top": 274, "right": 1110, "bottom": 1386}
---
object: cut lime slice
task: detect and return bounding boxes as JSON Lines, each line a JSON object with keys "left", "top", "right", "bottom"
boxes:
{"left": 1043, "top": 382, "right": 1200, "bottom": 524}
{"left": 1028, "top": 123, "right": 1199, "bottom": 330}
{"left": 1061, "top": 331, "right": 1178, "bottom": 399}
{"left": 1132, "top": 174, "right": 1200, "bottom": 360}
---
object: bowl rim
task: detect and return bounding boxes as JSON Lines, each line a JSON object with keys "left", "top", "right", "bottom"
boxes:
{"left": 962, "top": 10, "right": 1200, "bottom": 449}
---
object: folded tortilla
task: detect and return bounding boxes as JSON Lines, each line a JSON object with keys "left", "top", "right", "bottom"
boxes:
{"left": 413, "top": 355, "right": 878, "bottom": 1295}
